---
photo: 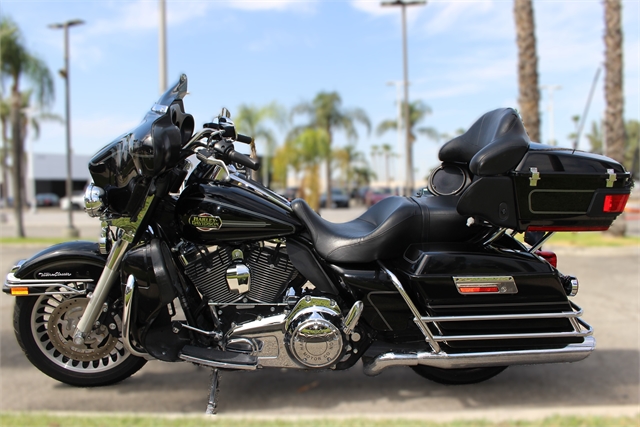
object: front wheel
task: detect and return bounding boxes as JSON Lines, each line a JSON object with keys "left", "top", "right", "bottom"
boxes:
{"left": 411, "top": 365, "right": 507, "bottom": 385}
{"left": 13, "top": 292, "right": 146, "bottom": 387}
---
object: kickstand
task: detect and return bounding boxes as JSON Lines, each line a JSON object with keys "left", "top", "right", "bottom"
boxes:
{"left": 205, "top": 368, "right": 220, "bottom": 415}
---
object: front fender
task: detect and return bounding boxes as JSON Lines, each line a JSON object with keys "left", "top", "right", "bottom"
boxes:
{"left": 4, "top": 241, "right": 106, "bottom": 295}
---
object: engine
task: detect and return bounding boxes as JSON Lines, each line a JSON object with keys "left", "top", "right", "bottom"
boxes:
{"left": 179, "top": 241, "right": 299, "bottom": 304}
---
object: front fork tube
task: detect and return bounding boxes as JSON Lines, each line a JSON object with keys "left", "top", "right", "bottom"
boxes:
{"left": 72, "top": 237, "right": 131, "bottom": 345}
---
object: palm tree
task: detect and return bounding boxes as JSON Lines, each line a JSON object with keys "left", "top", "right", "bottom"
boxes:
{"left": 1, "top": 16, "right": 55, "bottom": 237}
{"left": 333, "top": 143, "right": 366, "bottom": 197}
{"left": 291, "top": 92, "right": 370, "bottom": 208}
{"left": 234, "top": 102, "right": 285, "bottom": 185}
{"left": 380, "top": 143, "right": 395, "bottom": 186}
{"left": 370, "top": 144, "right": 380, "bottom": 175}
{"left": 284, "top": 128, "right": 330, "bottom": 211}
{"left": 603, "top": 0, "right": 626, "bottom": 236}
{"left": 514, "top": 0, "right": 541, "bottom": 142}
{"left": 377, "top": 100, "right": 438, "bottom": 147}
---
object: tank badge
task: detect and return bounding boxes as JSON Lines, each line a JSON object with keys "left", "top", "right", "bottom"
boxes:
{"left": 189, "top": 213, "right": 222, "bottom": 232}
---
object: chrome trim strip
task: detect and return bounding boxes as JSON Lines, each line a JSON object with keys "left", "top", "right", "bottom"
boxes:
{"left": 363, "top": 336, "right": 596, "bottom": 376}
{"left": 228, "top": 174, "right": 292, "bottom": 212}
{"left": 378, "top": 262, "right": 441, "bottom": 353}
{"left": 6, "top": 273, "right": 93, "bottom": 284}
{"left": 433, "top": 328, "right": 592, "bottom": 342}
{"left": 178, "top": 354, "right": 257, "bottom": 370}
{"left": 421, "top": 303, "right": 584, "bottom": 323}
{"left": 122, "top": 275, "right": 149, "bottom": 358}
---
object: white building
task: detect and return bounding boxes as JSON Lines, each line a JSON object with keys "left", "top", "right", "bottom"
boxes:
{"left": 1, "top": 152, "right": 92, "bottom": 206}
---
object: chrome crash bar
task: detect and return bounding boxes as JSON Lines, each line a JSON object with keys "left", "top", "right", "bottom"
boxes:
{"left": 373, "top": 262, "right": 595, "bottom": 376}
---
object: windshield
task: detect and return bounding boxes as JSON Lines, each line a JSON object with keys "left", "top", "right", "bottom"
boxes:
{"left": 88, "top": 74, "right": 193, "bottom": 215}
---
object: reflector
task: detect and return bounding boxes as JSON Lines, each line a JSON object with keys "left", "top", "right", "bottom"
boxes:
{"left": 603, "top": 194, "right": 630, "bottom": 213}
{"left": 459, "top": 286, "right": 500, "bottom": 293}
{"left": 10, "top": 287, "right": 29, "bottom": 296}
{"left": 535, "top": 250, "right": 558, "bottom": 268}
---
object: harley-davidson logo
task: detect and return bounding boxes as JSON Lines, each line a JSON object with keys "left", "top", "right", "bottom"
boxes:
{"left": 189, "top": 213, "right": 222, "bottom": 232}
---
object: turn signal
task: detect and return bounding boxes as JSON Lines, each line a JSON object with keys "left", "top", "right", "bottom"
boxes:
{"left": 603, "top": 194, "right": 629, "bottom": 213}
{"left": 10, "top": 287, "right": 29, "bottom": 296}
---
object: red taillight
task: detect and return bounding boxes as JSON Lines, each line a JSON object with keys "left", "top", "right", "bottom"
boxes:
{"left": 603, "top": 194, "right": 630, "bottom": 213}
{"left": 535, "top": 250, "right": 557, "bottom": 268}
{"left": 458, "top": 286, "right": 500, "bottom": 293}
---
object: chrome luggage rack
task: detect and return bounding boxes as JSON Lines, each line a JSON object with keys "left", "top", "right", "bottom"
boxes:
{"left": 364, "top": 262, "right": 595, "bottom": 376}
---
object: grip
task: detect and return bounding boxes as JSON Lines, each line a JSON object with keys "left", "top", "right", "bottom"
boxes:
{"left": 228, "top": 150, "right": 260, "bottom": 171}
{"left": 236, "top": 133, "right": 253, "bottom": 144}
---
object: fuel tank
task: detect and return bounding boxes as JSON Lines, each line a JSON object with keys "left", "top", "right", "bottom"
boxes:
{"left": 176, "top": 182, "right": 301, "bottom": 244}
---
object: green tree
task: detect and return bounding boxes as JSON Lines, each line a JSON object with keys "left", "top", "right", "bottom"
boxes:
{"left": 234, "top": 102, "right": 285, "bottom": 186}
{"left": 376, "top": 100, "right": 438, "bottom": 145}
{"left": 277, "top": 128, "right": 330, "bottom": 211}
{"left": 333, "top": 143, "right": 367, "bottom": 196}
{"left": 514, "top": 0, "right": 541, "bottom": 142}
{"left": 1, "top": 16, "right": 55, "bottom": 237}
{"left": 291, "top": 92, "right": 370, "bottom": 208}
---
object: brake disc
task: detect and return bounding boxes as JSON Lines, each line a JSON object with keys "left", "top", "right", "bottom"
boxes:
{"left": 47, "top": 298, "right": 118, "bottom": 362}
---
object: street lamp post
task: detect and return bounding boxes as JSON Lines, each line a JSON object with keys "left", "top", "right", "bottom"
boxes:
{"left": 49, "top": 19, "right": 84, "bottom": 238}
{"left": 159, "top": 0, "right": 167, "bottom": 94}
{"left": 381, "top": 0, "right": 425, "bottom": 196}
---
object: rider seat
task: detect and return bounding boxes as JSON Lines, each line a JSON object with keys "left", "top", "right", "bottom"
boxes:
{"left": 291, "top": 195, "right": 474, "bottom": 264}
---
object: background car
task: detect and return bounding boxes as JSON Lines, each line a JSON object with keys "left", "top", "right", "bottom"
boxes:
{"left": 320, "top": 188, "right": 350, "bottom": 208}
{"left": 60, "top": 192, "right": 85, "bottom": 211}
{"left": 365, "top": 187, "right": 394, "bottom": 206}
{"left": 35, "top": 193, "right": 60, "bottom": 207}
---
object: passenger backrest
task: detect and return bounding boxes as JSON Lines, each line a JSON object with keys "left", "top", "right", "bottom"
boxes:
{"left": 438, "top": 108, "right": 530, "bottom": 176}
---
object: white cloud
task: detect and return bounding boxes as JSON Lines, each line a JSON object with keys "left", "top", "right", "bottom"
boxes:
{"left": 225, "top": 0, "right": 316, "bottom": 12}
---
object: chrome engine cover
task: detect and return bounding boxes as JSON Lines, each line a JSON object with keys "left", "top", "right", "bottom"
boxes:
{"left": 285, "top": 296, "right": 343, "bottom": 368}
{"left": 225, "top": 295, "right": 345, "bottom": 369}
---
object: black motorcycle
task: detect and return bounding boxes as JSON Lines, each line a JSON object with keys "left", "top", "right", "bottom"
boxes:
{"left": 4, "top": 75, "right": 632, "bottom": 413}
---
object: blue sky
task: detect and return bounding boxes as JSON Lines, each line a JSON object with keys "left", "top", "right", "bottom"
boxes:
{"left": 3, "top": 0, "right": 639, "bottom": 182}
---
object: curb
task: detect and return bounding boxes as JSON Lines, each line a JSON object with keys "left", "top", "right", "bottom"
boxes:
{"left": 3, "top": 405, "right": 639, "bottom": 421}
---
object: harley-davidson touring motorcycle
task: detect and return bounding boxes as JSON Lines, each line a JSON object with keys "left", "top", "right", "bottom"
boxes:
{"left": 4, "top": 75, "right": 633, "bottom": 413}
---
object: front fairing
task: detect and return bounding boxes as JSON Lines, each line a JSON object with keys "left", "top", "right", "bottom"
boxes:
{"left": 88, "top": 75, "right": 194, "bottom": 215}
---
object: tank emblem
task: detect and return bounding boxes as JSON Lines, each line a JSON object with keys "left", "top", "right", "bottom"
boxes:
{"left": 188, "top": 213, "right": 222, "bottom": 232}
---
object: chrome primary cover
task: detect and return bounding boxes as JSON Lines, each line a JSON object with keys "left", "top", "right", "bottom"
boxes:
{"left": 284, "top": 296, "right": 343, "bottom": 368}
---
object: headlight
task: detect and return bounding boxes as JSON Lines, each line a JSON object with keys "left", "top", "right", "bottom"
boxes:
{"left": 84, "top": 184, "right": 105, "bottom": 217}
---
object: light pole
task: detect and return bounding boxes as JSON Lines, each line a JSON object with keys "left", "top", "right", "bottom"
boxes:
{"left": 49, "top": 19, "right": 84, "bottom": 238}
{"left": 381, "top": 0, "right": 425, "bottom": 196}
{"left": 387, "top": 80, "right": 405, "bottom": 190}
{"left": 159, "top": 0, "right": 167, "bottom": 94}
{"left": 540, "top": 84, "right": 561, "bottom": 146}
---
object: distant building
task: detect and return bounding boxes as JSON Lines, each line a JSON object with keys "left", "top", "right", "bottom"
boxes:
{"left": 0, "top": 152, "right": 92, "bottom": 206}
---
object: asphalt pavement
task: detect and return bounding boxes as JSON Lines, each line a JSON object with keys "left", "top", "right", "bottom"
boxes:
{"left": 0, "top": 207, "right": 638, "bottom": 419}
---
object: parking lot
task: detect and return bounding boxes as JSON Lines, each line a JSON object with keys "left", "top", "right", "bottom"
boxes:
{"left": 0, "top": 207, "right": 638, "bottom": 418}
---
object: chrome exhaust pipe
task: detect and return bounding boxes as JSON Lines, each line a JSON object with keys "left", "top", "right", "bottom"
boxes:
{"left": 362, "top": 336, "right": 596, "bottom": 376}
